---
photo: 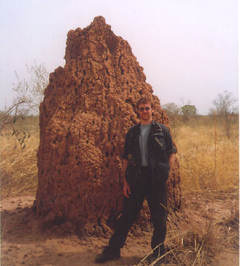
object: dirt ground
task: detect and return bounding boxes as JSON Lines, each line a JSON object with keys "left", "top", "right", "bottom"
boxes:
{"left": 1, "top": 190, "right": 239, "bottom": 266}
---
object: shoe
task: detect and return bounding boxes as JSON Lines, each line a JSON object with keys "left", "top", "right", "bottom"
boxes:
{"left": 148, "top": 244, "right": 165, "bottom": 265}
{"left": 148, "top": 254, "right": 163, "bottom": 265}
{"left": 153, "top": 244, "right": 165, "bottom": 258}
{"left": 95, "top": 246, "right": 120, "bottom": 263}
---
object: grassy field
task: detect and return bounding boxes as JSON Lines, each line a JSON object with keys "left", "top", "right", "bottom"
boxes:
{"left": 175, "top": 116, "right": 239, "bottom": 192}
{"left": 0, "top": 115, "right": 239, "bottom": 197}
{"left": 1, "top": 115, "right": 239, "bottom": 266}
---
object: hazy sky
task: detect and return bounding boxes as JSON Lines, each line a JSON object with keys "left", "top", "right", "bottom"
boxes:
{"left": 0, "top": 0, "right": 238, "bottom": 114}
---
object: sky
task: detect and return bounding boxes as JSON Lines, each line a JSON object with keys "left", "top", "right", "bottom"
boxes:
{"left": 0, "top": 0, "right": 239, "bottom": 115}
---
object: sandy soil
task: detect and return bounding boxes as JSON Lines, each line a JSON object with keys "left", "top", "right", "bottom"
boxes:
{"left": 1, "top": 190, "right": 239, "bottom": 266}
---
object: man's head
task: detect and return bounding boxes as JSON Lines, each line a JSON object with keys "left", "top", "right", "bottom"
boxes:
{"left": 136, "top": 97, "right": 154, "bottom": 124}
{"left": 136, "top": 97, "right": 154, "bottom": 110}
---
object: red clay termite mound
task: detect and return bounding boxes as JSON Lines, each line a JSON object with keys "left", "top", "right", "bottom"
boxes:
{"left": 34, "top": 16, "right": 181, "bottom": 235}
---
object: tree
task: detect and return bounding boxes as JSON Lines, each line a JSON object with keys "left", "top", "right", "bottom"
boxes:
{"left": 0, "top": 62, "right": 48, "bottom": 133}
{"left": 163, "top": 103, "right": 181, "bottom": 115}
{"left": 163, "top": 103, "right": 181, "bottom": 120}
{"left": 13, "top": 61, "right": 49, "bottom": 114}
{"left": 0, "top": 98, "right": 26, "bottom": 133}
{"left": 209, "top": 90, "right": 238, "bottom": 138}
{"left": 181, "top": 105, "right": 197, "bottom": 122}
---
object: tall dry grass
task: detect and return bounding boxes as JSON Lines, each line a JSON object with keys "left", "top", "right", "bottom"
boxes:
{"left": 176, "top": 119, "right": 239, "bottom": 191}
{"left": 0, "top": 115, "right": 239, "bottom": 196}
{"left": 0, "top": 116, "right": 39, "bottom": 197}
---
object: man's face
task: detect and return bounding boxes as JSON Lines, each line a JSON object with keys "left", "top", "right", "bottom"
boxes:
{"left": 138, "top": 102, "right": 154, "bottom": 123}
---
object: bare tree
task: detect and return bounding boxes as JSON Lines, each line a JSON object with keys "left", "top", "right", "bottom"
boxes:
{"left": 0, "top": 98, "right": 26, "bottom": 133}
{"left": 13, "top": 61, "right": 49, "bottom": 114}
{"left": 209, "top": 90, "right": 238, "bottom": 138}
{"left": 162, "top": 102, "right": 181, "bottom": 124}
{"left": 0, "top": 61, "right": 48, "bottom": 134}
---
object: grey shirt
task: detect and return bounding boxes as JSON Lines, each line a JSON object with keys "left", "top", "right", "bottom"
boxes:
{"left": 139, "top": 124, "right": 151, "bottom": 166}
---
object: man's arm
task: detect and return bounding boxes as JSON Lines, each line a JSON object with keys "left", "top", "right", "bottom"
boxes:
{"left": 122, "top": 158, "right": 131, "bottom": 198}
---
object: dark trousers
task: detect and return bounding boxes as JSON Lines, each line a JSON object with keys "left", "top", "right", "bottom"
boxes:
{"left": 109, "top": 167, "right": 167, "bottom": 256}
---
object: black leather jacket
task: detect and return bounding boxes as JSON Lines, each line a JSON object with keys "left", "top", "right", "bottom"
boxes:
{"left": 123, "top": 121, "right": 177, "bottom": 184}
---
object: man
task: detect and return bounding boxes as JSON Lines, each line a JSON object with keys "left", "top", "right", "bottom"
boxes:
{"left": 95, "top": 97, "right": 176, "bottom": 265}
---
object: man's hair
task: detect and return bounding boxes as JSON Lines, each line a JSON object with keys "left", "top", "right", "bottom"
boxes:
{"left": 136, "top": 97, "right": 154, "bottom": 109}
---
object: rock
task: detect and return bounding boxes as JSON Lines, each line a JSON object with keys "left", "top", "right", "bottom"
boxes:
{"left": 35, "top": 16, "right": 181, "bottom": 234}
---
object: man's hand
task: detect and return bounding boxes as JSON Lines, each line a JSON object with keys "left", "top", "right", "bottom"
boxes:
{"left": 122, "top": 158, "right": 131, "bottom": 198}
{"left": 123, "top": 180, "right": 131, "bottom": 198}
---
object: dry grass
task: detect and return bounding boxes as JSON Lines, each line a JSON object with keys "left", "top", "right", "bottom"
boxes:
{"left": 1, "top": 116, "right": 238, "bottom": 197}
{"left": 0, "top": 115, "right": 239, "bottom": 265}
{"left": 138, "top": 191, "right": 239, "bottom": 266}
{"left": 0, "top": 116, "right": 39, "bottom": 198}
{"left": 176, "top": 121, "right": 239, "bottom": 191}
